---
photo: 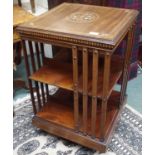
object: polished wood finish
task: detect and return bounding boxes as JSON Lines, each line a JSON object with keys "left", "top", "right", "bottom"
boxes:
{"left": 91, "top": 50, "right": 98, "bottom": 138}
{"left": 17, "top": 3, "right": 138, "bottom": 152}
{"left": 82, "top": 48, "right": 88, "bottom": 134}
{"left": 29, "top": 56, "right": 123, "bottom": 98}
{"left": 22, "top": 40, "right": 37, "bottom": 114}
{"left": 72, "top": 46, "right": 80, "bottom": 131}
{"left": 100, "top": 53, "right": 111, "bottom": 140}
{"left": 17, "top": 3, "right": 138, "bottom": 47}
{"left": 35, "top": 89, "right": 122, "bottom": 136}
{"left": 40, "top": 43, "right": 49, "bottom": 101}
{"left": 28, "top": 41, "right": 42, "bottom": 110}
{"left": 33, "top": 89, "right": 126, "bottom": 152}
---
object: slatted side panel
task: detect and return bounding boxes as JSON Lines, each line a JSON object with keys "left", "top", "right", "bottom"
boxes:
{"left": 22, "top": 40, "right": 37, "bottom": 114}
{"left": 72, "top": 46, "right": 79, "bottom": 131}
{"left": 91, "top": 50, "right": 99, "bottom": 138}
{"left": 82, "top": 48, "right": 88, "bottom": 134}
{"left": 100, "top": 53, "right": 111, "bottom": 141}
{"left": 120, "top": 24, "right": 135, "bottom": 106}
{"left": 35, "top": 42, "right": 48, "bottom": 105}
{"left": 40, "top": 43, "right": 49, "bottom": 103}
{"left": 28, "top": 41, "right": 42, "bottom": 110}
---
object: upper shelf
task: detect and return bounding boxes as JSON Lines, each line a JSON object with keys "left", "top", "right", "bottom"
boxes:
{"left": 29, "top": 55, "right": 123, "bottom": 98}
{"left": 16, "top": 3, "right": 138, "bottom": 47}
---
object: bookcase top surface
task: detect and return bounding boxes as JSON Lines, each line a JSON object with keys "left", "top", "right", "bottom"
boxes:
{"left": 17, "top": 3, "right": 138, "bottom": 46}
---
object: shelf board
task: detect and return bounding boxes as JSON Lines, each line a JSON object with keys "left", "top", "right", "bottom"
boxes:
{"left": 30, "top": 55, "right": 123, "bottom": 98}
{"left": 36, "top": 89, "right": 121, "bottom": 138}
{"left": 30, "top": 59, "right": 74, "bottom": 90}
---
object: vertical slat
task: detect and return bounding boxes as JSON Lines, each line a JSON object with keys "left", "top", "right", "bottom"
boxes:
{"left": 22, "top": 40, "right": 36, "bottom": 114}
{"left": 35, "top": 42, "right": 46, "bottom": 104}
{"left": 40, "top": 43, "right": 49, "bottom": 97}
{"left": 72, "top": 46, "right": 79, "bottom": 131}
{"left": 91, "top": 50, "right": 99, "bottom": 138}
{"left": 40, "top": 43, "right": 45, "bottom": 63}
{"left": 120, "top": 24, "right": 135, "bottom": 106}
{"left": 28, "top": 41, "right": 42, "bottom": 110}
{"left": 100, "top": 53, "right": 111, "bottom": 141}
{"left": 35, "top": 42, "right": 41, "bottom": 68}
{"left": 82, "top": 48, "right": 88, "bottom": 134}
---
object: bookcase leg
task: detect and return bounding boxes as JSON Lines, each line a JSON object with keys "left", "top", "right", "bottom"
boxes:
{"left": 72, "top": 46, "right": 79, "bottom": 131}
{"left": 91, "top": 50, "right": 99, "bottom": 138}
{"left": 22, "top": 40, "right": 37, "bottom": 114}
{"left": 100, "top": 53, "right": 111, "bottom": 141}
{"left": 120, "top": 24, "right": 135, "bottom": 106}
{"left": 82, "top": 48, "right": 88, "bottom": 135}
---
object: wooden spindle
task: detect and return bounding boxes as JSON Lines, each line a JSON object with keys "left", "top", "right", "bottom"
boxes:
{"left": 100, "top": 53, "right": 111, "bottom": 141}
{"left": 120, "top": 24, "right": 135, "bottom": 105}
{"left": 22, "top": 40, "right": 37, "bottom": 114}
{"left": 72, "top": 46, "right": 79, "bottom": 131}
{"left": 91, "top": 50, "right": 99, "bottom": 138}
{"left": 28, "top": 41, "right": 42, "bottom": 110}
{"left": 35, "top": 42, "right": 47, "bottom": 104}
{"left": 40, "top": 43, "right": 49, "bottom": 97}
{"left": 35, "top": 42, "right": 41, "bottom": 68}
{"left": 82, "top": 48, "right": 88, "bottom": 134}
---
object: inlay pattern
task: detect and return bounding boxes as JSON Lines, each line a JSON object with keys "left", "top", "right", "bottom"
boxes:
{"left": 66, "top": 12, "right": 99, "bottom": 23}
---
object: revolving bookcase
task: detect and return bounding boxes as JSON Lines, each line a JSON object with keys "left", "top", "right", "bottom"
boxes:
{"left": 17, "top": 3, "right": 138, "bottom": 152}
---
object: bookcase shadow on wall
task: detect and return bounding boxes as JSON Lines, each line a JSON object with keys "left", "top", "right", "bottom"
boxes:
{"left": 17, "top": 3, "right": 138, "bottom": 152}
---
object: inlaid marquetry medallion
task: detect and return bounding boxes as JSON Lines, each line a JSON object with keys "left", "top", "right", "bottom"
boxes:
{"left": 66, "top": 12, "right": 99, "bottom": 23}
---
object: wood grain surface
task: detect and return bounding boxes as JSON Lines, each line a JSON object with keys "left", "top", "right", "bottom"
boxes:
{"left": 17, "top": 3, "right": 138, "bottom": 45}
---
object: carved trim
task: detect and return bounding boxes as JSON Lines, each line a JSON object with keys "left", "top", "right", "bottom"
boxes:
{"left": 17, "top": 28, "right": 115, "bottom": 50}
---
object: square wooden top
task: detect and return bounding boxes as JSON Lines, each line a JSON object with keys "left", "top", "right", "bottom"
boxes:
{"left": 17, "top": 3, "right": 138, "bottom": 46}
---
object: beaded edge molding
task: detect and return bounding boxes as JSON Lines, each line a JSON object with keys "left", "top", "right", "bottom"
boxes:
{"left": 17, "top": 28, "right": 115, "bottom": 50}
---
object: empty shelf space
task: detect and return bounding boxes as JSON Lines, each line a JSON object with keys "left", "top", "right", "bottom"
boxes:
{"left": 29, "top": 55, "right": 123, "bottom": 98}
{"left": 29, "top": 60, "right": 75, "bottom": 91}
{"left": 36, "top": 88, "right": 121, "bottom": 138}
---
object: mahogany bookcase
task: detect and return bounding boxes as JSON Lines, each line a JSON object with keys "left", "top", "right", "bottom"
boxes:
{"left": 17, "top": 3, "right": 138, "bottom": 152}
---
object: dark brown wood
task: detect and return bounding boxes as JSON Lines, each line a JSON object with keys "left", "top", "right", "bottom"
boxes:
{"left": 28, "top": 41, "right": 42, "bottom": 110}
{"left": 72, "top": 46, "right": 79, "bottom": 131}
{"left": 35, "top": 42, "right": 41, "bottom": 68}
{"left": 100, "top": 53, "right": 111, "bottom": 140}
{"left": 35, "top": 42, "right": 47, "bottom": 106}
{"left": 17, "top": 3, "right": 138, "bottom": 49}
{"left": 22, "top": 40, "right": 36, "bottom": 114}
{"left": 40, "top": 43, "right": 49, "bottom": 100}
{"left": 29, "top": 56, "right": 123, "bottom": 98}
{"left": 91, "top": 50, "right": 98, "bottom": 138}
{"left": 17, "top": 3, "right": 138, "bottom": 152}
{"left": 40, "top": 43, "right": 45, "bottom": 64}
{"left": 120, "top": 25, "right": 135, "bottom": 106}
{"left": 82, "top": 48, "right": 88, "bottom": 134}
{"left": 35, "top": 88, "right": 121, "bottom": 133}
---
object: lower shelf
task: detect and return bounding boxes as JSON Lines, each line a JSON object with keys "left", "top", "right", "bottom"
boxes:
{"left": 34, "top": 89, "right": 123, "bottom": 139}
